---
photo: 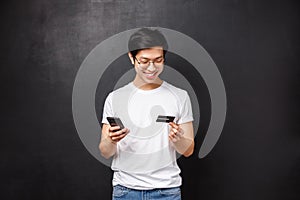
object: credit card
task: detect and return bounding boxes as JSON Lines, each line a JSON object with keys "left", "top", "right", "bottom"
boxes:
{"left": 156, "top": 115, "right": 175, "bottom": 123}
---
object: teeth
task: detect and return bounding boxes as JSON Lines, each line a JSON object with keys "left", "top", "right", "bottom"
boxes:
{"left": 145, "top": 72, "right": 156, "bottom": 76}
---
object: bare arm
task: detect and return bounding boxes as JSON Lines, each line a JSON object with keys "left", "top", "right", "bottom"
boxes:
{"left": 169, "top": 121, "right": 194, "bottom": 157}
{"left": 99, "top": 123, "right": 129, "bottom": 159}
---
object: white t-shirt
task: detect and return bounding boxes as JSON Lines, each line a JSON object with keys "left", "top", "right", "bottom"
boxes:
{"left": 102, "top": 81, "right": 193, "bottom": 190}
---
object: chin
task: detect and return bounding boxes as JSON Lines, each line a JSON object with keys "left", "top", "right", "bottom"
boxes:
{"left": 141, "top": 79, "right": 155, "bottom": 85}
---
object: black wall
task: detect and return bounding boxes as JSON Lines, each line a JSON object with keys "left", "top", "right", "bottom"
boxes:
{"left": 1, "top": 0, "right": 299, "bottom": 199}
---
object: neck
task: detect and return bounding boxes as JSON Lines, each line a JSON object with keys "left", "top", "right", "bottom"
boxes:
{"left": 133, "top": 78, "right": 163, "bottom": 90}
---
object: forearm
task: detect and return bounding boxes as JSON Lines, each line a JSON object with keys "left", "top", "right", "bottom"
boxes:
{"left": 171, "top": 136, "right": 194, "bottom": 157}
{"left": 99, "top": 136, "right": 117, "bottom": 159}
{"left": 99, "top": 124, "right": 129, "bottom": 159}
{"left": 169, "top": 122, "right": 195, "bottom": 157}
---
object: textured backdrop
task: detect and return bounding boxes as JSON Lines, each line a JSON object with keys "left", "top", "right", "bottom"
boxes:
{"left": 1, "top": 0, "right": 299, "bottom": 199}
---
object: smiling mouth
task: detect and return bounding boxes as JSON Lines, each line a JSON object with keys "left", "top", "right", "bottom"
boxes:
{"left": 144, "top": 71, "right": 157, "bottom": 78}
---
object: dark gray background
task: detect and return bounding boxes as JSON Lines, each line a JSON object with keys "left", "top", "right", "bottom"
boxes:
{"left": 1, "top": 0, "right": 299, "bottom": 199}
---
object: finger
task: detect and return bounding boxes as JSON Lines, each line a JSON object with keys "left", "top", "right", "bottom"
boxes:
{"left": 112, "top": 132, "right": 128, "bottom": 142}
{"left": 174, "top": 128, "right": 184, "bottom": 137}
{"left": 111, "top": 129, "right": 126, "bottom": 137}
{"left": 172, "top": 128, "right": 178, "bottom": 134}
{"left": 169, "top": 135, "right": 177, "bottom": 143}
{"left": 169, "top": 122, "right": 176, "bottom": 128}
{"left": 169, "top": 129, "right": 174, "bottom": 135}
{"left": 170, "top": 130, "right": 182, "bottom": 140}
{"left": 169, "top": 122, "right": 179, "bottom": 129}
{"left": 110, "top": 128, "right": 129, "bottom": 138}
{"left": 120, "top": 128, "right": 130, "bottom": 135}
{"left": 109, "top": 126, "right": 121, "bottom": 132}
{"left": 124, "top": 128, "right": 130, "bottom": 134}
{"left": 169, "top": 131, "right": 176, "bottom": 138}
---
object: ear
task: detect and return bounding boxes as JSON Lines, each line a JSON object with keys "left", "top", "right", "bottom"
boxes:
{"left": 128, "top": 52, "right": 134, "bottom": 65}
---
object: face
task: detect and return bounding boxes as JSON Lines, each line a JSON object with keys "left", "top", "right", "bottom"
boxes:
{"left": 129, "top": 46, "right": 164, "bottom": 86}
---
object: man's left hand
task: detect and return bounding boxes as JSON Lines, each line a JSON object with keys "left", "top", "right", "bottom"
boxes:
{"left": 168, "top": 122, "right": 184, "bottom": 143}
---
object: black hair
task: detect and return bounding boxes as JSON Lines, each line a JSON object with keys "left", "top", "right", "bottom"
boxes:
{"left": 128, "top": 27, "right": 168, "bottom": 58}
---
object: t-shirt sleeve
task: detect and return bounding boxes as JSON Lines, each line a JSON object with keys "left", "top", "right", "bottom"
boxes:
{"left": 177, "top": 91, "right": 194, "bottom": 124}
{"left": 101, "top": 93, "right": 113, "bottom": 125}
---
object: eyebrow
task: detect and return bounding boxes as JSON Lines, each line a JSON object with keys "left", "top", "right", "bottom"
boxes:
{"left": 139, "top": 56, "right": 163, "bottom": 60}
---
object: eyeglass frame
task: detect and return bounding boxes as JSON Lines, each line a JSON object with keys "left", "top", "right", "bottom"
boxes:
{"left": 134, "top": 56, "right": 165, "bottom": 69}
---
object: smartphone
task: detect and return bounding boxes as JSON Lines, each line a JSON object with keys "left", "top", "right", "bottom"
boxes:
{"left": 156, "top": 115, "right": 175, "bottom": 123}
{"left": 107, "top": 117, "right": 125, "bottom": 132}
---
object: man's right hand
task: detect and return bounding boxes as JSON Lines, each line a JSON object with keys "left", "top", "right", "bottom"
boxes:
{"left": 108, "top": 126, "right": 130, "bottom": 143}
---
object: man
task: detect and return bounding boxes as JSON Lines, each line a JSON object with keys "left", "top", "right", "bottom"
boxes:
{"left": 99, "top": 27, "right": 194, "bottom": 200}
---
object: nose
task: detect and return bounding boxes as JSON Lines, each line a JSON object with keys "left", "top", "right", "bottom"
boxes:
{"left": 147, "top": 62, "right": 156, "bottom": 71}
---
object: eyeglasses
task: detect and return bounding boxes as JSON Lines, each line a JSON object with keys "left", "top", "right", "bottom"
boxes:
{"left": 134, "top": 57, "right": 164, "bottom": 69}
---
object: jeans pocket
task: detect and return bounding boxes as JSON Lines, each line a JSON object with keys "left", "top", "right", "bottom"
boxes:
{"left": 159, "top": 187, "right": 181, "bottom": 196}
{"left": 113, "top": 185, "right": 131, "bottom": 198}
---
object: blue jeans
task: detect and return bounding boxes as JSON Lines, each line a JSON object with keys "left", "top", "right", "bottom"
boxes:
{"left": 112, "top": 184, "right": 181, "bottom": 200}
